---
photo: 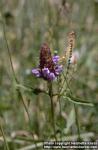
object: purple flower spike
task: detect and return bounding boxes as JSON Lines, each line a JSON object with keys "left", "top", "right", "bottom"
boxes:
{"left": 32, "top": 69, "right": 41, "bottom": 77}
{"left": 53, "top": 55, "right": 60, "bottom": 64}
{"left": 32, "top": 43, "right": 63, "bottom": 81}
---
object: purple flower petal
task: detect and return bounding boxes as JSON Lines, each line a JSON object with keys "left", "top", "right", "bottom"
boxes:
{"left": 42, "top": 67, "right": 50, "bottom": 78}
{"left": 55, "top": 65, "right": 63, "bottom": 75}
{"left": 52, "top": 55, "right": 60, "bottom": 64}
{"left": 32, "top": 68, "right": 41, "bottom": 77}
{"left": 48, "top": 72, "right": 56, "bottom": 80}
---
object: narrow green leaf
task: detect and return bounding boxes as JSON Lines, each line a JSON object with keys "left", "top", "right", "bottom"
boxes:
{"left": 63, "top": 95, "right": 94, "bottom": 107}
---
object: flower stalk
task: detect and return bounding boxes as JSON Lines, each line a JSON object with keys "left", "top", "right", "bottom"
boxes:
{"left": 48, "top": 82, "right": 57, "bottom": 140}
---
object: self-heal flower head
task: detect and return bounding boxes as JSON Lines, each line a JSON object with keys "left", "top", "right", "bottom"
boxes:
{"left": 32, "top": 43, "right": 63, "bottom": 81}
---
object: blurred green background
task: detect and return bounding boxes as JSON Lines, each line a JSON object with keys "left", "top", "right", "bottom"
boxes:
{"left": 0, "top": 0, "right": 98, "bottom": 149}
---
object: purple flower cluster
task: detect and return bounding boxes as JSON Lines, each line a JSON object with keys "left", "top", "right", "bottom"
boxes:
{"left": 32, "top": 43, "right": 63, "bottom": 81}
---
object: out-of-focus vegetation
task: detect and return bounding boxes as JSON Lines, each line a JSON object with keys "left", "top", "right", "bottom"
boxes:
{"left": 0, "top": 0, "right": 98, "bottom": 149}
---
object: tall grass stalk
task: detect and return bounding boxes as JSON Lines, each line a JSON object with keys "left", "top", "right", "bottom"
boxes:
{"left": 1, "top": 18, "right": 38, "bottom": 149}
{"left": 1, "top": 19, "right": 30, "bottom": 125}
{"left": 1, "top": 20, "right": 17, "bottom": 82}
{"left": 0, "top": 121, "right": 9, "bottom": 150}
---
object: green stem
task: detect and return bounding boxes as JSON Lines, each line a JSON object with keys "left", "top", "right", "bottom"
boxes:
{"left": 0, "top": 121, "right": 10, "bottom": 150}
{"left": 74, "top": 104, "right": 81, "bottom": 141}
{"left": 48, "top": 82, "right": 57, "bottom": 140}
